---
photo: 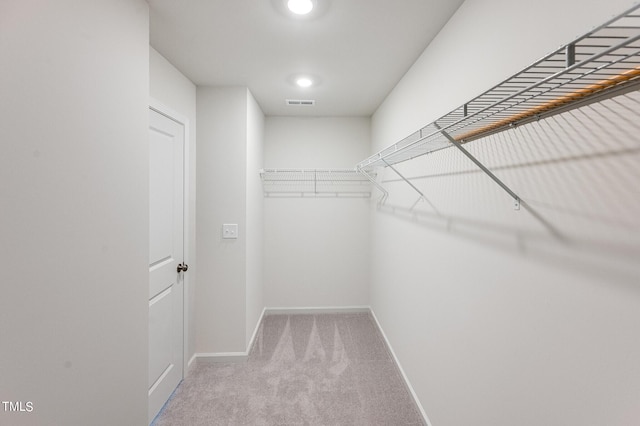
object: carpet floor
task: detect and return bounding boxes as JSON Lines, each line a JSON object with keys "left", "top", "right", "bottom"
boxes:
{"left": 152, "top": 312, "right": 425, "bottom": 425}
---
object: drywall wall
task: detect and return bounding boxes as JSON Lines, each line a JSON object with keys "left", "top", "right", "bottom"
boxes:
{"left": 196, "top": 87, "right": 248, "bottom": 353}
{"left": 370, "top": 1, "right": 640, "bottom": 426}
{"left": 264, "top": 117, "right": 371, "bottom": 307}
{"left": 149, "top": 46, "right": 198, "bottom": 368}
{"left": 0, "top": 1, "right": 149, "bottom": 425}
{"left": 196, "top": 87, "right": 265, "bottom": 354}
{"left": 246, "top": 91, "right": 265, "bottom": 346}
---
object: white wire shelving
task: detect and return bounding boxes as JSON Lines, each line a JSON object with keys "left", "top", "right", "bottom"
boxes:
{"left": 259, "top": 169, "right": 375, "bottom": 198}
{"left": 261, "top": 5, "right": 640, "bottom": 207}
{"left": 357, "top": 4, "right": 640, "bottom": 188}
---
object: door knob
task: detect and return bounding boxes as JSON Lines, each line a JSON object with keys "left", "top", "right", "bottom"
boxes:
{"left": 177, "top": 263, "right": 189, "bottom": 273}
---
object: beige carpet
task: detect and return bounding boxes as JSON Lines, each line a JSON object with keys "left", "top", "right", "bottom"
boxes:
{"left": 152, "top": 312, "right": 425, "bottom": 425}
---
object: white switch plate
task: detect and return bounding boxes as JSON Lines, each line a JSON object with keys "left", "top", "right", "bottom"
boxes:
{"left": 222, "top": 223, "right": 238, "bottom": 239}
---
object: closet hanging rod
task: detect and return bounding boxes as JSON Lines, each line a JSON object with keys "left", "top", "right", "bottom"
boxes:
{"left": 455, "top": 65, "right": 640, "bottom": 141}
{"left": 447, "top": 35, "right": 640, "bottom": 143}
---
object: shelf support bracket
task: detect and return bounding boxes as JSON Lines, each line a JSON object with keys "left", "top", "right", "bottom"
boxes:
{"left": 436, "top": 125, "right": 563, "bottom": 238}
{"left": 380, "top": 159, "right": 440, "bottom": 214}
{"left": 357, "top": 168, "right": 388, "bottom": 204}
{"left": 435, "top": 124, "right": 521, "bottom": 209}
{"left": 381, "top": 159, "right": 425, "bottom": 198}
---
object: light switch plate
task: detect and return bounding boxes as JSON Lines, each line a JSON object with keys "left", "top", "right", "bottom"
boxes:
{"left": 222, "top": 223, "right": 238, "bottom": 239}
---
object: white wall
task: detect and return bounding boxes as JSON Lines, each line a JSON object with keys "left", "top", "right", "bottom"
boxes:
{"left": 264, "top": 117, "right": 371, "bottom": 307}
{"left": 149, "top": 46, "right": 198, "bottom": 368}
{"left": 370, "top": 1, "right": 640, "bottom": 426}
{"left": 196, "top": 87, "right": 265, "bottom": 353}
{"left": 0, "top": 1, "right": 149, "bottom": 425}
{"left": 246, "top": 91, "right": 265, "bottom": 346}
{"left": 197, "top": 87, "right": 248, "bottom": 353}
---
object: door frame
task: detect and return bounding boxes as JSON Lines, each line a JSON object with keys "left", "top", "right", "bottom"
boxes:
{"left": 149, "top": 98, "right": 191, "bottom": 377}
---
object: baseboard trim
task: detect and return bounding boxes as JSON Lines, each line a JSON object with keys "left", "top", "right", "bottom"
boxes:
{"left": 264, "top": 305, "right": 371, "bottom": 315}
{"left": 369, "top": 308, "right": 433, "bottom": 426}
{"left": 247, "top": 307, "right": 266, "bottom": 353}
{"left": 187, "top": 353, "right": 197, "bottom": 369}
{"left": 195, "top": 307, "right": 267, "bottom": 365}
{"left": 195, "top": 352, "right": 248, "bottom": 363}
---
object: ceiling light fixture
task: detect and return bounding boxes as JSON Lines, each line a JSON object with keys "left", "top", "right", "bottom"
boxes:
{"left": 296, "top": 77, "right": 313, "bottom": 88}
{"left": 287, "top": 0, "right": 314, "bottom": 15}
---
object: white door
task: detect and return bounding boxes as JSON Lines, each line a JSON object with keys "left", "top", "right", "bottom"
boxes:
{"left": 148, "top": 107, "right": 185, "bottom": 424}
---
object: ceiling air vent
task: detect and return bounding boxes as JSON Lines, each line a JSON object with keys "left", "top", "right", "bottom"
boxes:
{"left": 286, "top": 99, "right": 315, "bottom": 106}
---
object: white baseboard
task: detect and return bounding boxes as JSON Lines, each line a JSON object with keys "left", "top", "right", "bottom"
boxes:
{"left": 195, "top": 307, "right": 267, "bottom": 365}
{"left": 247, "top": 307, "right": 266, "bottom": 352}
{"left": 264, "top": 305, "right": 371, "bottom": 315}
{"left": 195, "top": 352, "right": 248, "bottom": 363}
{"left": 187, "top": 353, "right": 197, "bottom": 369}
{"left": 369, "top": 308, "right": 433, "bottom": 426}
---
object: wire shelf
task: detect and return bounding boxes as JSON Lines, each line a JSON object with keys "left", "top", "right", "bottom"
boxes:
{"left": 259, "top": 169, "right": 374, "bottom": 198}
{"left": 357, "top": 4, "right": 640, "bottom": 171}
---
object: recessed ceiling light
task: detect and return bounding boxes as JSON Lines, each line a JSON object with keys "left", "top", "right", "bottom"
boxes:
{"left": 296, "top": 77, "right": 313, "bottom": 88}
{"left": 287, "top": 0, "right": 314, "bottom": 15}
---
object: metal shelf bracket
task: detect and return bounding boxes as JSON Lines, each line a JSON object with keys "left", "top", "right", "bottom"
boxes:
{"left": 380, "top": 159, "right": 440, "bottom": 213}
{"left": 435, "top": 123, "right": 522, "bottom": 210}
{"left": 358, "top": 167, "right": 388, "bottom": 204}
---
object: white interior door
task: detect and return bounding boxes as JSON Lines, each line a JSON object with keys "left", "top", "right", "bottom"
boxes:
{"left": 148, "top": 107, "right": 185, "bottom": 424}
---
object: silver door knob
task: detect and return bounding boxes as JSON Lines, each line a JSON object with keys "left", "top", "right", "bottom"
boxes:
{"left": 177, "top": 263, "right": 189, "bottom": 273}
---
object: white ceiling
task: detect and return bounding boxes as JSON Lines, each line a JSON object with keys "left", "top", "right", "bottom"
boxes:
{"left": 149, "top": 0, "right": 465, "bottom": 116}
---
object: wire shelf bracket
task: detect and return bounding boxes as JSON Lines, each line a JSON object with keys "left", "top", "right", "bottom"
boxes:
{"left": 435, "top": 124, "right": 522, "bottom": 211}
{"left": 357, "top": 168, "right": 388, "bottom": 204}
